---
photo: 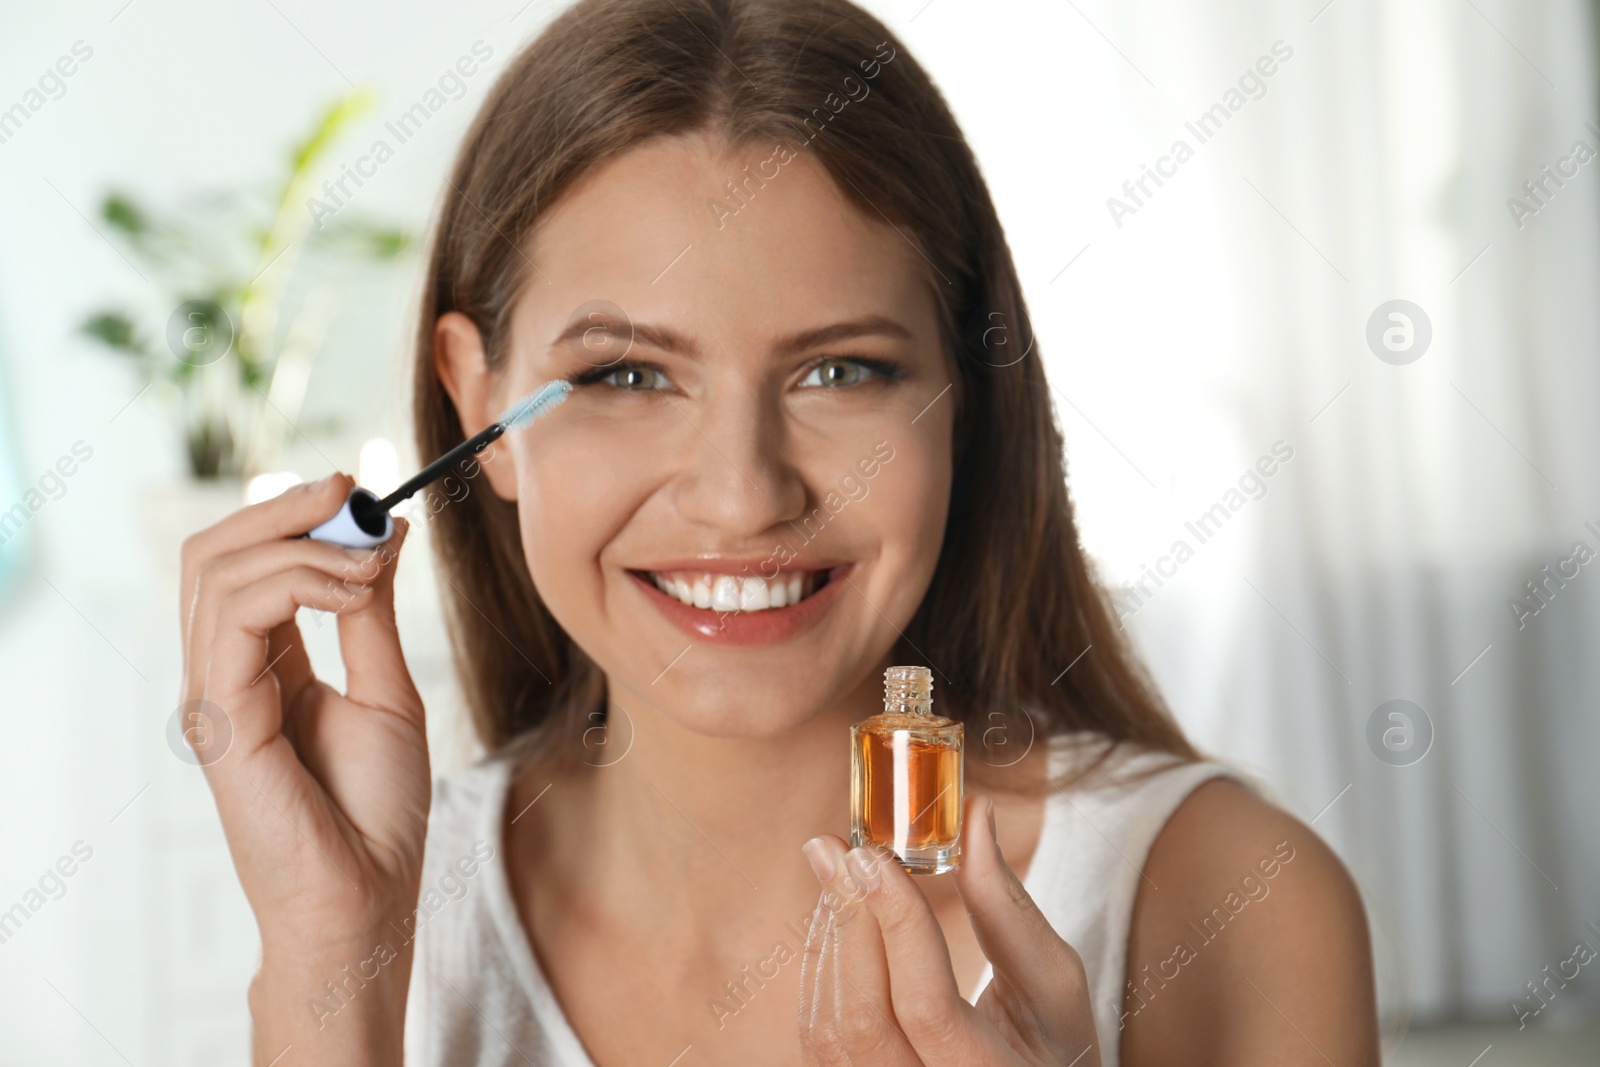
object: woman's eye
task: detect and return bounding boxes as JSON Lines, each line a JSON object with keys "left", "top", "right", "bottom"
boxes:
{"left": 599, "top": 364, "right": 670, "bottom": 391}
{"left": 800, "top": 358, "right": 877, "bottom": 388}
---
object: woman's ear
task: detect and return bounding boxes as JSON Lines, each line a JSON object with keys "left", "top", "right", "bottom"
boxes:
{"left": 433, "top": 311, "right": 519, "bottom": 502}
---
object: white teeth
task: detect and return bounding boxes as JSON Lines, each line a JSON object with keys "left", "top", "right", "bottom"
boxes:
{"left": 646, "top": 569, "right": 826, "bottom": 613}
{"left": 711, "top": 575, "right": 742, "bottom": 612}
{"left": 740, "top": 577, "right": 769, "bottom": 611}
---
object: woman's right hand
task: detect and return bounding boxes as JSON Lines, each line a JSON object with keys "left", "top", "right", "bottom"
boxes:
{"left": 178, "top": 473, "right": 431, "bottom": 1062}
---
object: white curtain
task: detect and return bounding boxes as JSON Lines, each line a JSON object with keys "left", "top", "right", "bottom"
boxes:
{"left": 1014, "top": 0, "right": 1600, "bottom": 1024}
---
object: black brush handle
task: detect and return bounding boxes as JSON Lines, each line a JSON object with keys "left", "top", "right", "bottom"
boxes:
{"left": 376, "top": 422, "right": 505, "bottom": 511}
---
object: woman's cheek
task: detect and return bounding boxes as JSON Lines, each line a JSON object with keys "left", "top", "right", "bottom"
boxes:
{"left": 511, "top": 422, "right": 661, "bottom": 615}
{"left": 839, "top": 430, "right": 951, "bottom": 623}
{"left": 877, "top": 427, "right": 950, "bottom": 538}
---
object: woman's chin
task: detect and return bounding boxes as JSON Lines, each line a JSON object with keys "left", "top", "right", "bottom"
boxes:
{"left": 643, "top": 681, "right": 843, "bottom": 741}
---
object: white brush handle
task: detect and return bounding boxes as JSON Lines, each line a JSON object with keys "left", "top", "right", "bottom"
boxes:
{"left": 306, "top": 487, "right": 394, "bottom": 549}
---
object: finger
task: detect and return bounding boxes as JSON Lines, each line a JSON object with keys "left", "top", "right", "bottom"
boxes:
{"left": 180, "top": 483, "right": 369, "bottom": 694}
{"left": 181, "top": 498, "right": 379, "bottom": 699}
{"left": 799, "top": 835, "right": 922, "bottom": 1067}
{"left": 844, "top": 844, "right": 993, "bottom": 1064}
{"left": 263, "top": 620, "right": 313, "bottom": 716}
{"left": 184, "top": 473, "right": 354, "bottom": 576}
{"left": 204, "top": 566, "right": 379, "bottom": 757}
{"left": 179, "top": 472, "right": 352, "bottom": 648}
{"left": 955, "top": 795, "right": 1086, "bottom": 1034}
{"left": 260, "top": 619, "right": 314, "bottom": 754}
{"left": 335, "top": 517, "right": 424, "bottom": 726}
{"left": 796, "top": 890, "right": 837, "bottom": 1067}
{"left": 193, "top": 567, "right": 379, "bottom": 851}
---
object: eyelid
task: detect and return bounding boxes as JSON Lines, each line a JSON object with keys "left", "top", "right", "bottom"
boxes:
{"left": 571, "top": 358, "right": 674, "bottom": 390}
{"left": 797, "top": 354, "right": 905, "bottom": 386}
{"left": 571, "top": 353, "right": 906, "bottom": 391}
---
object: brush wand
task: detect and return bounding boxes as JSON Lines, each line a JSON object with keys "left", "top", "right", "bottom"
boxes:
{"left": 301, "top": 379, "right": 572, "bottom": 549}
{"left": 375, "top": 421, "right": 506, "bottom": 512}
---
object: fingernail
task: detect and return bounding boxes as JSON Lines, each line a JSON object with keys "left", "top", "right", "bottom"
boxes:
{"left": 802, "top": 837, "right": 835, "bottom": 882}
{"left": 986, "top": 796, "right": 1005, "bottom": 860}
{"left": 846, "top": 847, "right": 881, "bottom": 889}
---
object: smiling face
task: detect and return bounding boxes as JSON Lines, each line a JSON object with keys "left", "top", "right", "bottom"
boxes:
{"left": 435, "top": 129, "right": 956, "bottom": 738}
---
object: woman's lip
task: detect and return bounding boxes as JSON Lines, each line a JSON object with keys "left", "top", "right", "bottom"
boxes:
{"left": 628, "top": 563, "right": 855, "bottom": 647}
{"left": 629, "top": 557, "right": 846, "bottom": 575}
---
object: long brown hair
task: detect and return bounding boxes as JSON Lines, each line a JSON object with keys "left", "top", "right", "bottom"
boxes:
{"left": 413, "top": 0, "right": 1197, "bottom": 784}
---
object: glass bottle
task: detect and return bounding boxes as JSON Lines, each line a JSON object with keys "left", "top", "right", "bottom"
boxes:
{"left": 850, "top": 665, "right": 963, "bottom": 874}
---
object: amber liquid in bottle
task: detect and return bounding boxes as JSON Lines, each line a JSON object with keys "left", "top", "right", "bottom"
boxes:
{"left": 850, "top": 666, "right": 963, "bottom": 874}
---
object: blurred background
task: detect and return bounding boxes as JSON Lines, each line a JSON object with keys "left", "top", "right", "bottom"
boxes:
{"left": 1, "top": 0, "right": 1596, "bottom": 1063}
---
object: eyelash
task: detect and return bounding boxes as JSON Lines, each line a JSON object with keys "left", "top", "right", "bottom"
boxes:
{"left": 800, "top": 356, "right": 905, "bottom": 388}
{"left": 568, "top": 355, "right": 905, "bottom": 392}
{"left": 568, "top": 361, "right": 667, "bottom": 391}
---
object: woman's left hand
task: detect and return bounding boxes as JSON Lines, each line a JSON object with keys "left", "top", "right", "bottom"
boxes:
{"left": 798, "top": 794, "right": 1100, "bottom": 1067}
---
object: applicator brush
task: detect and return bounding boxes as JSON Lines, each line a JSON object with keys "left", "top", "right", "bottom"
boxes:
{"left": 303, "top": 378, "right": 572, "bottom": 549}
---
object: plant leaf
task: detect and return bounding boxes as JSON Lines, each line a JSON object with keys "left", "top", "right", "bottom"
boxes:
{"left": 289, "top": 88, "right": 376, "bottom": 177}
{"left": 101, "top": 195, "right": 148, "bottom": 237}
{"left": 81, "top": 311, "right": 143, "bottom": 354}
{"left": 315, "top": 218, "right": 413, "bottom": 258}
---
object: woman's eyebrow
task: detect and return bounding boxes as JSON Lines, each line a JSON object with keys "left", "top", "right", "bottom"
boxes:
{"left": 547, "top": 318, "right": 695, "bottom": 356}
{"left": 546, "top": 314, "right": 913, "bottom": 359}
{"left": 772, "top": 315, "right": 914, "bottom": 357}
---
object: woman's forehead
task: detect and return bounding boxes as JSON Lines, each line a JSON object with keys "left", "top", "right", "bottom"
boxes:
{"left": 515, "top": 132, "right": 938, "bottom": 350}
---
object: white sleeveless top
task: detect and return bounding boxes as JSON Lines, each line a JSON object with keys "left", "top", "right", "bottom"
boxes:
{"left": 402, "top": 732, "right": 1240, "bottom": 1066}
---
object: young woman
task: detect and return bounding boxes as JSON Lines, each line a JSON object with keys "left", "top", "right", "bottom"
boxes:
{"left": 178, "top": 1, "right": 1380, "bottom": 1063}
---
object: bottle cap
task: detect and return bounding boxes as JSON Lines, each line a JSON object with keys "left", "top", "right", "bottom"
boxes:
{"left": 883, "top": 665, "right": 933, "bottom": 715}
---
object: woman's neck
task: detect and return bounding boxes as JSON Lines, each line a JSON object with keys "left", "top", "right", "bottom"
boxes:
{"left": 509, "top": 669, "right": 883, "bottom": 949}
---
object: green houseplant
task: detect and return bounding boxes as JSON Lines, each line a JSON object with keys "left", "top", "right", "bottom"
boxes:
{"left": 80, "top": 89, "right": 411, "bottom": 480}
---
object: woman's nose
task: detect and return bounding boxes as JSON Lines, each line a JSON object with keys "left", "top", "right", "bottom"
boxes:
{"left": 666, "top": 386, "right": 807, "bottom": 539}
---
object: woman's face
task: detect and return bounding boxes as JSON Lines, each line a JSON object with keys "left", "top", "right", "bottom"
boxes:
{"left": 449, "top": 130, "right": 955, "bottom": 738}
